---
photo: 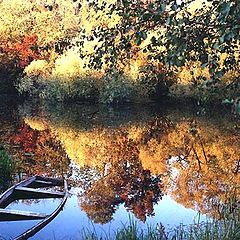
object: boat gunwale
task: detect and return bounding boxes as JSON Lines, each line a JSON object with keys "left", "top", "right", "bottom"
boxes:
{"left": 15, "top": 178, "right": 67, "bottom": 240}
{"left": 0, "top": 176, "right": 68, "bottom": 240}
{"left": 0, "top": 176, "right": 37, "bottom": 208}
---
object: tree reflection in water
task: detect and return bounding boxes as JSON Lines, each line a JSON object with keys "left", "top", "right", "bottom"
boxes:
{"left": 80, "top": 132, "right": 163, "bottom": 223}
{"left": 1, "top": 102, "right": 239, "bottom": 225}
{"left": 6, "top": 121, "right": 71, "bottom": 178}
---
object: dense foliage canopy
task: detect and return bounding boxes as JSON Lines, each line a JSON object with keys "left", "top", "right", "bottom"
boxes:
{"left": 0, "top": 0, "right": 239, "bottom": 105}
{"left": 82, "top": 0, "right": 240, "bottom": 75}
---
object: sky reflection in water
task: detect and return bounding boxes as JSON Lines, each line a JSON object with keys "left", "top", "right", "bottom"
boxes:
{"left": 0, "top": 101, "right": 239, "bottom": 239}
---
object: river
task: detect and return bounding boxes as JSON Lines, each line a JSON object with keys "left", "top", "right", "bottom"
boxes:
{"left": 0, "top": 98, "right": 239, "bottom": 239}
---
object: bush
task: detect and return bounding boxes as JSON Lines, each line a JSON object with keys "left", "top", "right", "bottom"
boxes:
{"left": 137, "top": 63, "right": 176, "bottom": 100}
{"left": 0, "top": 148, "right": 15, "bottom": 190}
{"left": 18, "top": 75, "right": 99, "bottom": 102}
{"left": 17, "top": 54, "right": 137, "bottom": 104}
{"left": 99, "top": 70, "right": 135, "bottom": 104}
{"left": 16, "top": 50, "right": 100, "bottom": 102}
{"left": 40, "top": 77, "right": 99, "bottom": 102}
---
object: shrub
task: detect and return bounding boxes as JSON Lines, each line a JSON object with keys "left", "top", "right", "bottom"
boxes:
{"left": 99, "top": 70, "right": 135, "bottom": 104}
{"left": 0, "top": 148, "right": 15, "bottom": 190}
{"left": 17, "top": 48, "right": 101, "bottom": 102}
{"left": 0, "top": 0, "right": 80, "bottom": 71}
{"left": 18, "top": 74, "right": 99, "bottom": 102}
{"left": 137, "top": 63, "right": 176, "bottom": 100}
{"left": 40, "top": 76, "right": 99, "bottom": 102}
{"left": 169, "top": 61, "right": 240, "bottom": 105}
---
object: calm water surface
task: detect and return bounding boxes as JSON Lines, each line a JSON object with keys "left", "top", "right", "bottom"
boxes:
{"left": 0, "top": 99, "right": 239, "bottom": 239}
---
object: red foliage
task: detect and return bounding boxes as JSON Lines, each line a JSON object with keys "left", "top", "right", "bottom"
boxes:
{"left": 3, "top": 34, "right": 42, "bottom": 68}
{"left": 10, "top": 123, "right": 40, "bottom": 153}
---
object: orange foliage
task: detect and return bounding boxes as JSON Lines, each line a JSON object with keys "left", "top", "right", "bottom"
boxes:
{"left": 80, "top": 132, "right": 163, "bottom": 223}
{"left": 2, "top": 35, "right": 42, "bottom": 68}
{"left": 10, "top": 123, "right": 39, "bottom": 153}
{"left": 8, "top": 122, "right": 70, "bottom": 176}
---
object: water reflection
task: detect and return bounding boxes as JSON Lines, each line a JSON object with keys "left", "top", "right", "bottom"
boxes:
{"left": 0, "top": 101, "right": 239, "bottom": 238}
{"left": 19, "top": 103, "right": 239, "bottom": 219}
{"left": 9, "top": 122, "right": 70, "bottom": 177}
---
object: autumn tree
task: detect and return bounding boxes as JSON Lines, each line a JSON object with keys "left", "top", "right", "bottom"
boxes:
{"left": 80, "top": 131, "right": 163, "bottom": 223}
{"left": 9, "top": 122, "right": 70, "bottom": 177}
{"left": 80, "top": 0, "right": 240, "bottom": 102}
{"left": 0, "top": 0, "right": 80, "bottom": 70}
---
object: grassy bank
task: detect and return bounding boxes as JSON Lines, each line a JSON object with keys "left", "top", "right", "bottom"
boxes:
{"left": 81, "top": 213, "right": 240, "bottom": 240}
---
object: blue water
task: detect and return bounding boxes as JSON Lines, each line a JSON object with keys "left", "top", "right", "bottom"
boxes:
{"left": 0, "top": 194, "right": 207, "bottom": 240}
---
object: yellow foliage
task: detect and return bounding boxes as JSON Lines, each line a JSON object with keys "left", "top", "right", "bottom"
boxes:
{"left": 24, "top": 111, "right": 240, "bottom": 218}
{"left": 24, "top": 47, "right": 103, "bottom": 86}
{"left": 177, "top": 62, "right": 210, "bottom": 85}
{"left": 53, "top": 48, "right": 86, "bottom": 80}
{"left": 79, "top": 0, "right": 120, "bottom": 35}
{"left": 0, "top": 0, "right": 79, "bottom": 46}
{"left": 24, "top": 60, "right": 51, "bottom": 77}
{"left": 24, "top": 118, "right": 48, "bottom": 131}
{"left": 187, "top": 0, "right": 211, "bottom": 14}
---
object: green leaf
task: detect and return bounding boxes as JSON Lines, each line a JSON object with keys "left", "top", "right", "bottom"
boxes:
{"left": 142, "top": 13, "right": 151, "bottom": 21}
{"left": 142, "top": 31, "right": 147, "bottom": 40}
{"left": 235, "top": 100, "right": 240, "bottom": 115}
{"left": 209, "top": 67, "right": 215, "bottom": 75}
{"left": 122, "top": 0, "right": 130, "bottom": 7}
{"left": 222, "top": 2, "right": 231, "bottom": 15}
{"left": 222, "top": 99, "right": 233, "bottom": 104}
{"left": 171, "top": 3, "right": 178, "bottom": 11}
{"left": 201, "top": 63, "right": 208, "bottom": 68}
{"left": 219, "top": 35, "right": 225, "bottom": 44}
{"left": 175, "top": 59, "right": 182, "bottom": 67}
{"left": 213, "top": 43, "right": 219, "bottom": 49}
{"left": 160, "top": 3, "right": 167, "bottom": 12}
{"left": 215, "top": 70, "right": 224, "bottom": 78}
{"left": 135, "top": 36, "right": 142, "bottom": 46}
{"left": 225, "top": 32, "right": 234, "bottom": 41}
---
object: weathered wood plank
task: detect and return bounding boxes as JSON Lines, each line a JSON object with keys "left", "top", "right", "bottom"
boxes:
{"left": 0, "top": 176, "right": 36, "bottom": 208}
{"left": 0, "top": 209, "right": 47, "bottom": 221}
{"left": 14, "top": 187, "right": 64, "bottom": 199}
{"left": 27, "top": 180, "right": 62, "bottom": 188}
{"left": 35, "top": 176, "right": 64, "bottom": 186}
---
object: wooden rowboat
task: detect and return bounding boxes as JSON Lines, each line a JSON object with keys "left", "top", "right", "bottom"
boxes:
{"left": 0, "top": 175, "right": 68, "bottom": 240}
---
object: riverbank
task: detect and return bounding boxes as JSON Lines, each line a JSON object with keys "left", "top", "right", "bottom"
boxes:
{"left": 84, "top": 216, "right": 240, "bottom": 240}
{"left": 81, "top": 213, "right": 240, "bottom": 240}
